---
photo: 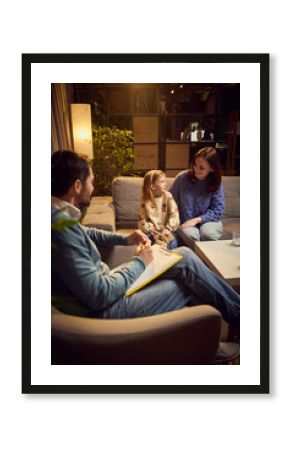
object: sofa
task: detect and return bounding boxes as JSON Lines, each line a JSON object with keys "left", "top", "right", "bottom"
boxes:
{"left": 51, "top": 175, "right": 239, "bottom": 365}
{"left": 82, "top": 175, "right": 240, "bottom": 240}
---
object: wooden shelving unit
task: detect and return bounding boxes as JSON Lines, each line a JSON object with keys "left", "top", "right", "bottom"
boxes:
{"left": 72, "top": 83, "right": 240, "bottom": 175}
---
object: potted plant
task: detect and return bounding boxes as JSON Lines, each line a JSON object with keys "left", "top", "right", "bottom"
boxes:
{"left": 91, "top": 125, "right": 135, "bottom": 195}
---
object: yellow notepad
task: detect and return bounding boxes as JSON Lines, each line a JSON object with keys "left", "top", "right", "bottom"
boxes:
{"left": 126, "top": 244, "right": 183, "bottom": 296}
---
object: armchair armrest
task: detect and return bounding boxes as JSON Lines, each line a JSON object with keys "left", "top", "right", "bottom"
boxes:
{"left": 81, "top": 196, "right": 116, "bottom": 232}
{"left": 51, "top": 305, "right": 221, "bottom": 365}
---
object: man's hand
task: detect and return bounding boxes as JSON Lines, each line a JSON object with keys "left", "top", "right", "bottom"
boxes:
{"left": 179, "top": 217, "right": 202, "bottom": 229}
{"left": 135, "top": 243, "right": 154, "bottom": 266}
{"left": 127, "top": 229, "right": 151, "bottom": 246}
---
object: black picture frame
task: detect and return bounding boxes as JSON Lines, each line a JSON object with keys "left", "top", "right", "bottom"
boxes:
{"left": 22, "top": 53, "right": 269, "bottom": 394}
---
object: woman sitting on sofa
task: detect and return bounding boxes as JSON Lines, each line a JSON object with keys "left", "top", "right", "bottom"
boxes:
{"left": 170, "top": 147, "right": 224, "bottom": 250}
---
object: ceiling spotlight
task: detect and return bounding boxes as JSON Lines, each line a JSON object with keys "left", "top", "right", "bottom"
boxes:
{"left": 179, "top": 84, "right": 183, "bottom": 88}
{"left": 170, "top": 89, "right": 175, "bottom": 94}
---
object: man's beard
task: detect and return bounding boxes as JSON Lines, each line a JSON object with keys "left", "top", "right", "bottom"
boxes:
{"left": 77, "top": 199, "right": 89, "bottom": 219}
{"left": 77, "top": 191, "right": 92, "bottom": 220}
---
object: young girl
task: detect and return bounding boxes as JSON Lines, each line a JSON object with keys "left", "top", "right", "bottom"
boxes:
{"left": 138, "top": 170, "right": 180, "bottom": 249}
{"left": 171, "top": 147, "right": 224, "bottom": 249}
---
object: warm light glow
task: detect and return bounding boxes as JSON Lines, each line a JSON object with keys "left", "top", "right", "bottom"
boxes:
{"left": 76, "top": 130, "right": 91, "bottom": 140}
{"left": 170, "top": 89, "right": 175, "bottom": 94}
{"left": 71, "top": 104, "right": 93, "bottom": 158}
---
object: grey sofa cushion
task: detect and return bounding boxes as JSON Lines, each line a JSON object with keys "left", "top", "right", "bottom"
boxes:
{"left": 112, "top": 176, "right": 175, "bottom": 229}
{"left": 222, "top": 176, "right": 240, "bottom": 218}
{"left": 221, "top": 218, "right": 240, "bottom": 240}
{"left": 81, "top": 196, "right": 115, "bottom": 231}
{"left": 112, "top": 177, "right": 144, "bottom": 228}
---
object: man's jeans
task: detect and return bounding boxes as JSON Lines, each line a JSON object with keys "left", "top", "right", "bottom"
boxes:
{"left": 99, "top": 247, "right": 240, "bottom": 327}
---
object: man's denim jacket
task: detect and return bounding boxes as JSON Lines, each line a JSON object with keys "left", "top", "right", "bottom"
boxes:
{"left": 51, "top": 205, "right": 145, "bottom": 316}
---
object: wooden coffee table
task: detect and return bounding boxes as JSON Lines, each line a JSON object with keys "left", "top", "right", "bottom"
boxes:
{"left": 194, "top": 240, "right": 240, "bottom": 288}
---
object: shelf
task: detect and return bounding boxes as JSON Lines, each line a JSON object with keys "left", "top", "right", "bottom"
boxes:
{"left": 110, "top": 113, "right": 132, "bottom": 116}
{"left": 134, "top": 144, "right": 159, "bottom": 171}
{"left": 163, "top": 140, "right": 191, "bottom": 144}
{"left": 74, "top": 83, "right": 239, "bottom": 175}
{"left": 135, "top": 141, "right": 159, "bottom": 145}
{"left": 110, "top": 113, "right": 160, "bottom": 116}
{"left": 165, "top": 140, "right": 227, "bottom": 144}
{"left": 133, "top": 113, "right": 160, "bottom": 116}
{"left": 165, "top": 143, "right": 189, "bottom": 169}
{"left": 163, "top": 113, "right": 228, "bottom": 117}
{"left": 133, "top": 116, "right": 159, "bottom": 143}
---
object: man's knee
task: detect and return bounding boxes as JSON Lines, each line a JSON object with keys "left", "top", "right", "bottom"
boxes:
{"left": 174, "top": 246, "right": 203, "bottom": 273}
{"left": 175, "top": 246, "right": 195, "bottom": 261}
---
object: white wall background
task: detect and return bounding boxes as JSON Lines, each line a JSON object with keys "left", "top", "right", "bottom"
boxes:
{"left": 0, "top": 1, "right": 286, "bottom": 449}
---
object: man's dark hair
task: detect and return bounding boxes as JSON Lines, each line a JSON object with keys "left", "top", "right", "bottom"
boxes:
{"left": 51, "top": 150, "right": 91, "bottom": 197}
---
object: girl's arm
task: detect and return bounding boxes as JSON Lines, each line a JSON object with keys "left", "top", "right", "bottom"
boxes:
{"left": 138, "top": 202, "right": 155, "bottom": 233}
{"left": 201, "top": 185, "right": 225, "bottom": 223}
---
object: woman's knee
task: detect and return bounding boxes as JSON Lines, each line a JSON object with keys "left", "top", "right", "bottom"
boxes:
{"left": 200, "top": 222, "right": 223, "bottom": 241}
{"left": 177, "top": 226, "right": 200, "bottom": 243}
{"left": 200, "top": 230, "right": 221, "bottom": 241}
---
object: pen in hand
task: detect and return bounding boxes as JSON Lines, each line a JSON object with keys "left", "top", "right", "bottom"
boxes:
{"left": 135, "top": 242, "right": 154, "bottom": 265}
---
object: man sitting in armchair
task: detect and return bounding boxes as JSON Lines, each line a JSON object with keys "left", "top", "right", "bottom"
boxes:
{"left": 51, "top": 150, "right": 240, "bottom": 362}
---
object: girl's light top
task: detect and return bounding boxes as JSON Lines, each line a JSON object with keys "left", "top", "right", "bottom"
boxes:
{"left": 138, "top": 191, "right": 180, "bottom": 233}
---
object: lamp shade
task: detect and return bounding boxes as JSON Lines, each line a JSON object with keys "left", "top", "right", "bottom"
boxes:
{"left": 71, "top": 104, "right": 93, "bottom": 158}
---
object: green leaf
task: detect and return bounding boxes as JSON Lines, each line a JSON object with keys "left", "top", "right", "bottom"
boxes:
{"left": 52, "top": 216, "right": 79, "bottom": 232}
{"left": 91, "top": 124, "right": 135, "bottom": 195}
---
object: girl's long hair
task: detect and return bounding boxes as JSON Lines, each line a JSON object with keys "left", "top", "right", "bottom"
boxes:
{"left": 142, "top": 170, "right": 165, "bottom": 207}
{"left": 189, "top": 147, "right": 222, "bottom": 192}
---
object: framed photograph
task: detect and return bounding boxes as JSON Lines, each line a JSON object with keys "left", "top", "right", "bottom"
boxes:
{"left": 22, "top": 53, "right": 269, "bottom": 394}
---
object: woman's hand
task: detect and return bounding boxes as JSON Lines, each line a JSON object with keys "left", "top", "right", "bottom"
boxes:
{"left": 179, "top": 217, "right": 202, "bottom": 229}
{"left": 127, "top": 230, "right": 151, "bottom": 246}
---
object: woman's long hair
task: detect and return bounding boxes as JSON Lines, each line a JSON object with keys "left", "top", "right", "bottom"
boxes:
{"left": 189, "top": 147, "right": 222, "bottom": 193}
{"left": 141, "top": 169, "right": 165, "bottom": 207}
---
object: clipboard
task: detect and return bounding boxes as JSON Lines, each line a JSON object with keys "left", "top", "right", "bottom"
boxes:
{"left": 126, "top": 244, "right": 183, "bottom": 296}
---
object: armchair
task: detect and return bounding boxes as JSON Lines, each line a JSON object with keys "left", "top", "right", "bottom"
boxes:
{"left": 51, "top": 246, "right": 222, "bottom": 365}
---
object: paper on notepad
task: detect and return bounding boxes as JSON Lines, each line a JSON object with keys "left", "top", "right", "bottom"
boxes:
{"left": 126, "top": 244, "right": 182, "bottom": 296}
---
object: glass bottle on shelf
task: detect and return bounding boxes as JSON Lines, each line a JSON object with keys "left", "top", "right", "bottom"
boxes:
{"left": 190, "top": 122, "right": 201, "bottom": 142}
